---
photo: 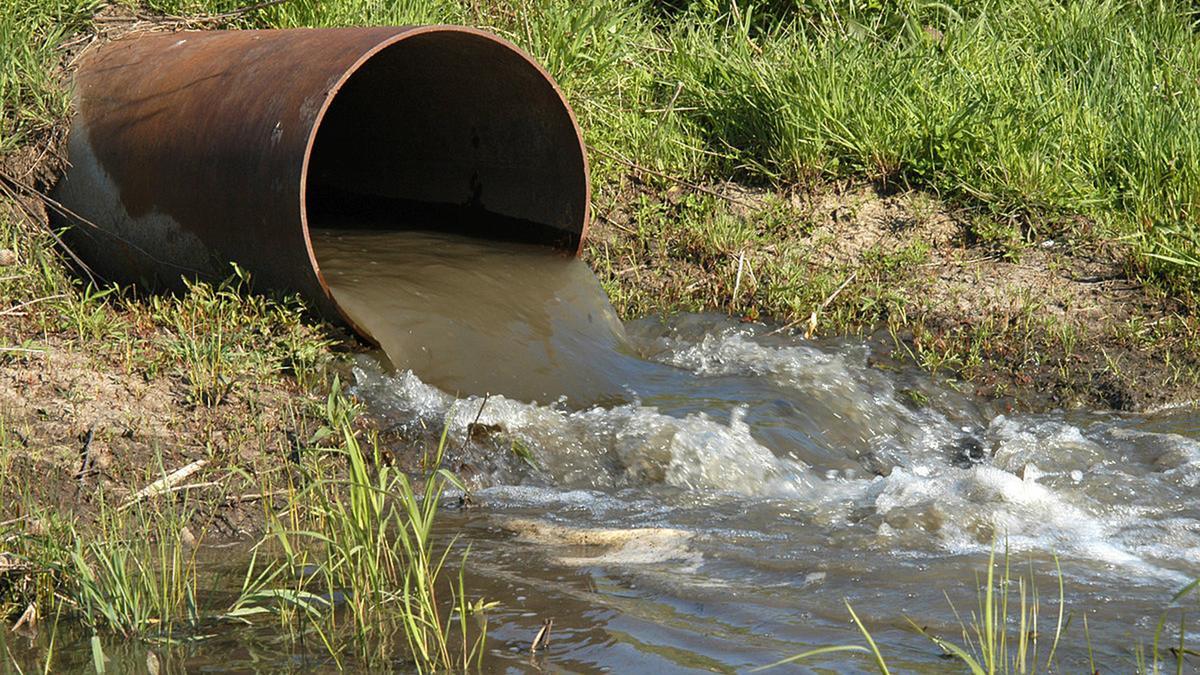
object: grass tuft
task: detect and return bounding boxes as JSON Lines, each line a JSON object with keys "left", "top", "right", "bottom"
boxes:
{"left": 774, "top": 545, "right": 1196, "bottom": 674}
{"left": 246, "top": 399, "right": 490, "bottom": 671}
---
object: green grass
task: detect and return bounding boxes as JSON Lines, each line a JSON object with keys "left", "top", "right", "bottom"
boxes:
{"left": 147, "top": 265, "right": 335, "bottom": 405}
{"left": 1, "top": 486, "right": 209, "bottom": 645}
{"left": 0, "top": 0, "right": 100, "bottom": 153}
{"left": 72, "top": 0, "right": 1199, "bottom": 291}
{"left": 255, "top": 403, "right": 490, "bottom": 671}
{"left": 662, "top": 1, "right": 1200, "bottom": 287}
{"left": 759, "top": 545, "right": 1197, "bottom": 674}
{"left": 67, "top": 503, "right": 202, "bottom": 638}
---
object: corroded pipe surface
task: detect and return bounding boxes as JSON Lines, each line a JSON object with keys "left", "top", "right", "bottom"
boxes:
{"left": 51, "top": 27, "right": 589, "bottom": 339}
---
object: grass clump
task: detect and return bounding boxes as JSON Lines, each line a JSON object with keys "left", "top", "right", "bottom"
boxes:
{"left": 257, "top": 409, "right": 490, "bottom": 671}
{"left": 67, "top": 505, "right": 201, "bottom": 639}
{"left": 903, "top": 546, "right": 1067, "bottom": 675}
{"left": 147, "top": 265, "right": 335, "bottom": 406}
{"left": 758, "top": 544, "right": 1198, "bottom": 674}
{"left": 0, "top": 0, "right": 99, "bottom": 153}
{"left": 1, "top": 495, "right": 211, "bottom": 668}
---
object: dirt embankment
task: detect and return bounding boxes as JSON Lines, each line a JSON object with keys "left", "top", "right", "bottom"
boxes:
{"left": 587, "top": 178, "right": 1200, "bottom": 413}
{"left": 2, "top": 7, "right": 1198, "bottom": 531}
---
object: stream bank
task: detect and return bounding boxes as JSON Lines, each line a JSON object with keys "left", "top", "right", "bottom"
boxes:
{"left": 1, "top": 2, "right": 1199, "bottom": 671}
{"left": 588, "top": 177, "right": 1200, "bottom": 414}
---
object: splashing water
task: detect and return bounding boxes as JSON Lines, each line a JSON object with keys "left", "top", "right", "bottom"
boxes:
{"left": 314, "top": 229, "right": 1200, "bottom": 672}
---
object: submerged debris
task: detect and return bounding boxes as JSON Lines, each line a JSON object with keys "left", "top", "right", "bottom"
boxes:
{"left": 531, "top": 618, "right": 553, "bottom": 653}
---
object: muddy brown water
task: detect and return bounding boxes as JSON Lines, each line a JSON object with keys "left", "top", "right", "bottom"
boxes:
{"left": 6, "top": 229, "right": 1197, "bottom": 672}
{"left": 310, "top": 228, "right": 648, "bottom": 406}
{"left": 320, "top": 229, "right": 1200, "bottom": 672}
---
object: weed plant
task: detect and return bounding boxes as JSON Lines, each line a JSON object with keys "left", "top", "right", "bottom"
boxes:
{"left": 757, "top": 545, "right": 1198, "bottom": 674}
{"left": 259, "top": 412, "right": 490, "bottom": 671}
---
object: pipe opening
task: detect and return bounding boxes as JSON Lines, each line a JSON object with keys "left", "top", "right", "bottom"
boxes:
{"left": 303, "top": 29, "right": 588, "bottom": 252}
{"left": 52, "top": 26, "right": 606, "bottom": 402}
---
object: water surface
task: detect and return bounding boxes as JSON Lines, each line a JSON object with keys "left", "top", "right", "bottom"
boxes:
{"left": 313, "top": 229, "right": 1200, "bottom": 672}
{"left": 11, "top": 230, "right": 1191, "bottom": 672}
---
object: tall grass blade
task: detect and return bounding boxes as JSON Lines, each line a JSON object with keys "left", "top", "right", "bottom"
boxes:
{"left": 845, "top": 600, "right": 891, "bottom": 675}
{"left": 749, "top": 644, "right": 871, "bottom": 672}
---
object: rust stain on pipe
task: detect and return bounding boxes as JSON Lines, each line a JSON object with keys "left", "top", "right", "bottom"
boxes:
{"left": 51, "top": 27, "right": 590, "bottom": 341}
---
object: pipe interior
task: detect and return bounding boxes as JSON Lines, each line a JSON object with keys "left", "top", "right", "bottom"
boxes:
{"left": 304, "top": 30, "right": 587, "bottom": 250}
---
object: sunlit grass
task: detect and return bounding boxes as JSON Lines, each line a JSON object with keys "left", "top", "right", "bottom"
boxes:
{"left": 147, "top": 265, "right": 334, "bottom": 406}
{"left": 0, "top": 0, "right": 100, "bottom": 152}
{"left": 758, "top": 544, "right": 1198, "bottom": 674}
{"left": 259, "top": 406, "right": 491, "bottom": 671}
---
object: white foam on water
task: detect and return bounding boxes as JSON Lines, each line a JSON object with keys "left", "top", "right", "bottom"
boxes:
{"left": 987, "top": 415, "right": 1106, "bottom": 472}
{"left": 864, "top": 464, "right": 1183, "bottom": 579}
{"left": 645, "top": 325, "right": 963, "bottom": 466}
{"left": 350, "top": 320, "right": 1200, "bottom": 583}
{"left": 352, "top": 362, "right": 817, "bottom": 498}
{"left": 474, "top": 485, "right": 636, "bottom": 515}
{"left": 1105, "top": 427, "right": 1200, "bottom": 488}
{"left": 653, "top": 326, "right": 862, "bottom": 382}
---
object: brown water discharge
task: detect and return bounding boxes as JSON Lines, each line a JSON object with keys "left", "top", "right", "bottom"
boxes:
{"left": 311, "top": 228, "right": 644, "bottom": 406}
{"left": 6, "top": 242, "right": 1200, "bottom": 670}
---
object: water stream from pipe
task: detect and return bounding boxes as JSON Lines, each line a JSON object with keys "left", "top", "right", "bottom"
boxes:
{"left": 311, "top": 228, "right": 1200, "bottom": 672}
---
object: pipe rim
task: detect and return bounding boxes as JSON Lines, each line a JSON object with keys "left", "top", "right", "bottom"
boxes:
{"left": 297, "top": 25, "right": 591, "bottom": 343}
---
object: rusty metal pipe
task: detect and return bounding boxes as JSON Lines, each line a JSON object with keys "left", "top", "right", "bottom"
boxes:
{"left": 51, "top": 27, "right": 590, "bottom": 340}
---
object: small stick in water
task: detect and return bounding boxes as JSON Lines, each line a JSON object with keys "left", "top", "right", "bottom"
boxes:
{"left": 11, "top": 602, "right": 37, "bottom": 635}
{"left": 531, "top": 618, "right": 553, "bottom": 653}
{"left": 458, "top": 393, "right": 491, "bottom": 454}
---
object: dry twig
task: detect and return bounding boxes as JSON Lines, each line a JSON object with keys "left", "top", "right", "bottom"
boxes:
{"left": 121, "top": 459, "right": 208, "bottom": 510}
{"left": 768, "top": 270, "right": 859, "bottom": 338}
